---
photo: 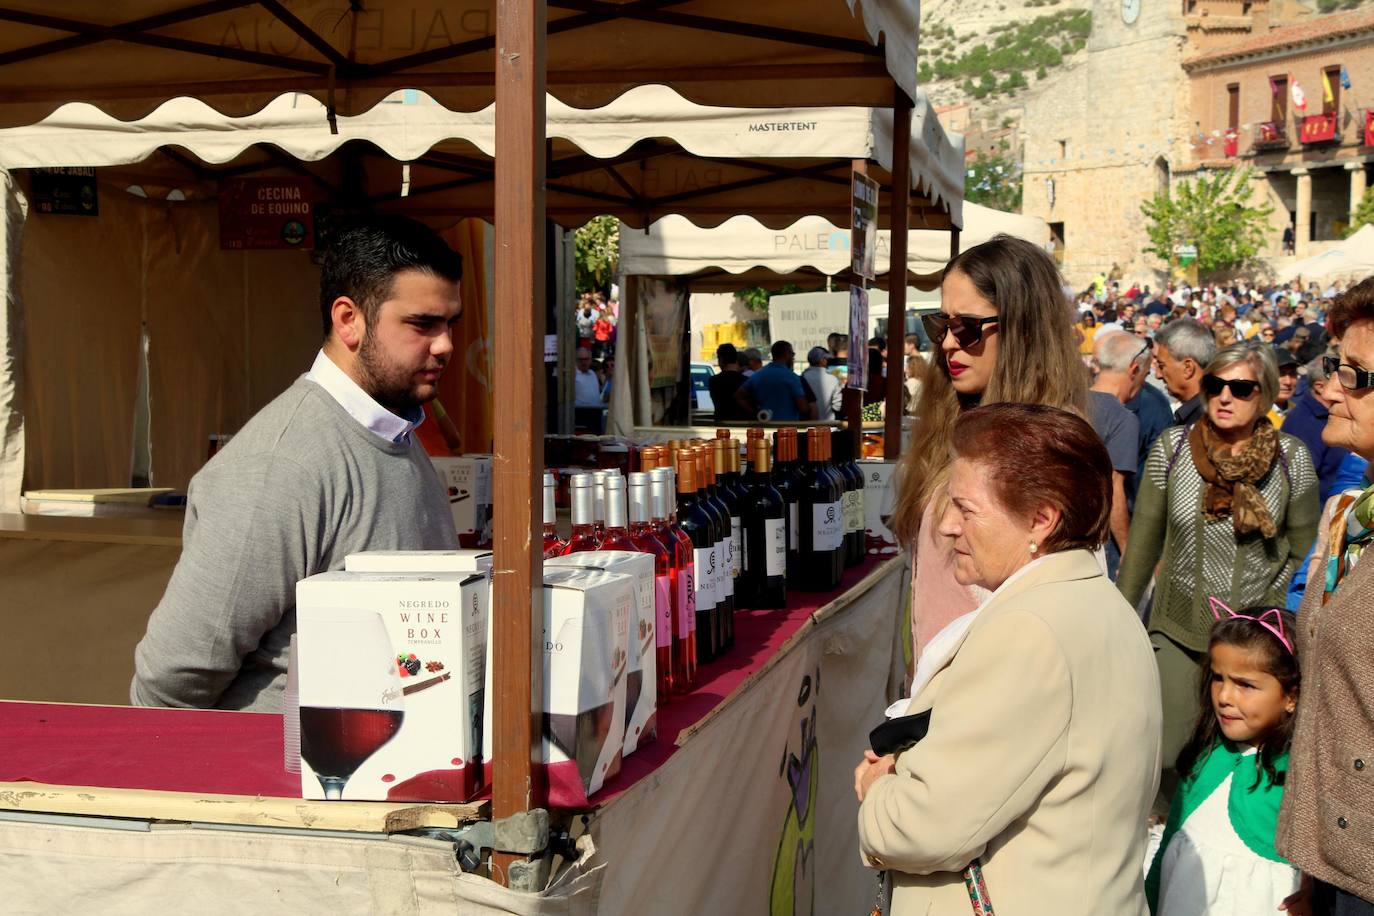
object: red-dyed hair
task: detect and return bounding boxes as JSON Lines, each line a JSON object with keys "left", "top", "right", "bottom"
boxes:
{"left": 949, "top": 403, "right": 1112, "bottom": 552}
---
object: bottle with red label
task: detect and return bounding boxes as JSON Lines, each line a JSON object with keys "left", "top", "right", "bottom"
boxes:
{"left": 560, "top": 473, "right": 602, "bottom": 555}
{"left": 628, "top": 471, "right": 676, "bottom": 701}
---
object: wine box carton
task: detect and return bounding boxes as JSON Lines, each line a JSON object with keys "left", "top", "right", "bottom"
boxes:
{"left": 481, "top": 567, "right": 635, "bottom": 806}
{"left": 296, "top": 570, "right": 489, "bottom": 802}
{"left": 545, "top": 551, "right": 657, "bottom": 756}
{"left": 430, "top": 455, "right": 493, "bottom": 548}
{"left": 858, "top": 459, "right": 899, "bottom": 557}
{"left": 345, "top": 549, "right": 493, "bottom": 574}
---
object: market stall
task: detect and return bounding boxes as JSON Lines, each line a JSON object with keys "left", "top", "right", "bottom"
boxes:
{"left": 610, "top": 199, "right": 1044, "bottom": 436}
{"left": 0, "top": 1, "right": 932, "bottom": 907}
{"left": 0, "top": 555, "right": 908, "bottom": 913}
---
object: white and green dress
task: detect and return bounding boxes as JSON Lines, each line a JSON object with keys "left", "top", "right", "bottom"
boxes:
{"left": 1146, "top": 740, "right": 1299, "bottom": 915}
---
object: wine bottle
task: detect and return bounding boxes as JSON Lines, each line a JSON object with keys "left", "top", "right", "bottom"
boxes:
{"left": 698, "top": 447, "right": 734, "bottom": 653}
{"left": 599, "top": 475, "right": 637, "bottom": 551}
{"left": 542, "top": 471, "right": 565, "bottom": 558}
{"left": 831, "top": 430, "right": 866, "bottom": 568}
{"left": 561, "top": 473, "right": 602, "bottom": 555}
{"left": 795, "top": 428, "right": 844, "bottom": 591}
{"left": 816, "top": 428, "right": 849, "bottom": 586}
{"left": 772, "top": 429, "right": 805, "bottom": 588}
{"left": 712, "top": 439, "right": 742, "bottom": 647}
{"left": 678, "top": 450, "right": 719, "bottom": 664}
{"left": 591, "top": 470, "right": 609, "bottom": 541}
{"left": 650, "top": 467, "right": 696, "bottom": 691}
{"left": 629, "top": 471, "right": 676, "bottom": 701}
{"left": 738, "top": 438, "right": 787, "bottom": 609}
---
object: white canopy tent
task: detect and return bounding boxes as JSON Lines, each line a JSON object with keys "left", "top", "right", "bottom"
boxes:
{"left": 1278, "top": 224, "right": 1374, "bottom": 283}
{"left": 0, "top": 85, "right": 961, "bottom": 510}
{"left": 618, "top": 202, "right": 1045, "bottom": 289}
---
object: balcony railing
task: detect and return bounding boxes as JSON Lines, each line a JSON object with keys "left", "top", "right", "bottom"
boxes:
{"left": 1300, "top": 112, "right": 1338, "bottom": 144}
{"left": 1253, "top": 120, "right": 1289, "bottom": 150}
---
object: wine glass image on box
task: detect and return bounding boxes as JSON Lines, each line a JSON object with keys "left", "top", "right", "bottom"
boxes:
{"left": 298, "top": 612, "right": 405, "bottom": 799}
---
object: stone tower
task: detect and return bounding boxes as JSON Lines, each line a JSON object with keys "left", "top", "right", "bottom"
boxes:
{"left": 1021, "top": 0, "right": 1190, "bottom": 287}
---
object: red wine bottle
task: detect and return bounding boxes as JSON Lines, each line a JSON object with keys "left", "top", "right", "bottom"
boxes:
{"left": 699, "top": 446, "right": 733, "bottom": 653}
{"left": 560, "top": 473, "right": 602, "bottom": 555}
{"left": 738, "top": 438, "right": 787, "bottom": 609}
{"left": 629, "top": 471, "right": 676, "bottom": 701}
{"left": 651, "top": 466, "right": 696, "bottom": 691}
{"left": 542, "top": 471, "right": 565, "bottom": 558}
{"left": 795, "top": 427, "right": 845, "bottom": 591}
{"left": 677, "top": 451, "right": 718, "bottom": 664}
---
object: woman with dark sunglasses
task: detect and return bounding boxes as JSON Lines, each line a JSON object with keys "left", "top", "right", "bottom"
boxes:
{"left": 1278, "top": 276, "right": 1374, "bottom": 915}
{"left": 889, "top": 235, "right": 1087, "bottom": 671}
{"left": 1118, "top": 342, "right": 1319, "bottom": 812}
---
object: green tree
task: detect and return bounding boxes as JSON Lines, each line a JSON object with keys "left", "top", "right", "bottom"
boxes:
{"left": 574, "top": 215, "right": 619, "bottom": 294}
{"left": 1140, "top": 167, "right": 1274, "bottom": 273}
{"left": 1346, "top": 186, "right": 1374, "bottom": 237}
{"left": 964, "top": 149, "right": 1023, "bottom": 212}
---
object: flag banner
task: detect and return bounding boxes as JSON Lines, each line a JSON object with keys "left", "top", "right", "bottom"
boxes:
{"left": 1342, "top": 66, "right": 1353, "bottom": 90}
{"left": 1323, "top": 70, "right": 1335, "bottom": 107}
{"left": 1292, "top": 80, "right": 1308, "bottom": 111}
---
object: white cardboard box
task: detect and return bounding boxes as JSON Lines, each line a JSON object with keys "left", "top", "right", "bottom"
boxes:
{"left": 430, "top": 455, "right": 493, "bottom": 548}
{"left": 859, "top": 459, "right": 899, "bottom": 557}
{"left": 296, "top": 571, "right": 489, "bottom": 802}
{"left": 545, "top": 551, "right": 657, "bottom": 756}
{"left": 345, "top": 549, "right": 493, "bottom": 574}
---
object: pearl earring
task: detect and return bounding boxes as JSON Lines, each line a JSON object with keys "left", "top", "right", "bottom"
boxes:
{"left": 1029, "top": 541, "right": 1038, "bottom": 555}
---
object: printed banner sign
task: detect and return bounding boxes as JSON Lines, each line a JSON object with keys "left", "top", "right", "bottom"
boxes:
{"left": 1300, "top": 113, "right": 1337, "bottom": 144}
{"left": 218, "top": 177, "right": 314, "bottom": 250}
{"left": 846, "top": 286, "right": 870, "bottom": 391}
{"left": 591, "top": 560, "right": 908, "bottom": 915}
{"left": 851, "top": 173, "right": 879, "bottom": 281}
{"left": 31, "top": 168, "right": 98, "bottom": 216}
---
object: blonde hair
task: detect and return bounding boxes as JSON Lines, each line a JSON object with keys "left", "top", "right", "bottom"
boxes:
{"left": 890, "top": 235, "right": 1087, "bottom": 547}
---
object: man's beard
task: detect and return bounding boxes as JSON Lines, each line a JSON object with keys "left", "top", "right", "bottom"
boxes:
{"left": 356, "top": 333, "right": 442, "bottom": 412}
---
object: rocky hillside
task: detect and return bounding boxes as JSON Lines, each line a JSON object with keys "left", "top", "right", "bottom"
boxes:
{"left": 919, "top": 0, "right": 1094, "bottom": 109}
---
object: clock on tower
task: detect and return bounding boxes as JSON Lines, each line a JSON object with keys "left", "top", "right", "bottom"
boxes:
{"left": 1121, "top": 0, "right": 1142, "bottom": 24}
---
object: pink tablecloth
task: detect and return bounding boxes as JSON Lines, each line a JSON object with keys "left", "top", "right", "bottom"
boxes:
{"left": 0, "top": 558, "right": 881, "bottom": 806}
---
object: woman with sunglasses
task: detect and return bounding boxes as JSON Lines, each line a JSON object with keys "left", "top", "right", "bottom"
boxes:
{"left": 890, "top": 234, "right": 1086, "bottom": 669}
{"left": 1118, "top": 342, "right": 1319, "bottom": 810}
{"left": 1277, "top": 276, "right": 1374, "bottom": 915}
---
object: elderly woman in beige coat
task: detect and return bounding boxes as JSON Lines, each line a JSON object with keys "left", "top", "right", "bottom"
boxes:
{"left": 855, "top": 404, "right": 1162, "bottom": 915}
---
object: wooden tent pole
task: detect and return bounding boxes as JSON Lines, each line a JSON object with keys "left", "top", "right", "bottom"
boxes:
{"left": 842, "top": 158, "right": 865, "bottom": 452}
{"left": 883, "top": 87, "right": 912, "bottom": 460}
{"left": 491, "top": 0, "right": 547, "bottom": 887}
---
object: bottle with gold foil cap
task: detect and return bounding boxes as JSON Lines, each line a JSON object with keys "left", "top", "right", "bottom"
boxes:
{"left": 738, "top": 437, "right": 787, "bottom": 608}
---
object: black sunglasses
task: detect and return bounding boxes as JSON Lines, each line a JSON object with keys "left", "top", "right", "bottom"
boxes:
{"left": 1324, "top": 355, "right": 1374, "bottom": 391}
{"left": 922, "top": 313, "right": 999, "bottom": 349}
{"left": 1201, "top": 374, "right": 1260, "bottom": 399}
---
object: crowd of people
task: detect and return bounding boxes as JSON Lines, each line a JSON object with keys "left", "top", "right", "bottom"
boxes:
{"left": 852, "top": 234, "right": 1374, "bottom": 915}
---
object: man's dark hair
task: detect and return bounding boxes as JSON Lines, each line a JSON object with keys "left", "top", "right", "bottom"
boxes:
{"left": 716, "top": 343, "right": 739, "bottom": 366}
{"left": 319, "top": 215, "right": 464, "bottom": 338}
{"left": 770, "top": 340, "right": 793, "bottom": 360}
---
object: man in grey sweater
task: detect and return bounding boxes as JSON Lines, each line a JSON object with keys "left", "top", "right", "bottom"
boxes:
{"left": 131, "top": 216, "right": 463, "bottom": 712}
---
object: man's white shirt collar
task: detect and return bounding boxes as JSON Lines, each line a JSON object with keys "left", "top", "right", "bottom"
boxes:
{"left": 305, "top": 349, "right": 423, "bottom": 444}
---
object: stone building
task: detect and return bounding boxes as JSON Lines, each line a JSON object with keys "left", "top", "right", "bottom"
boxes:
{"left": 1019, "top": 0, "right": 1317, "bottom": 285}
{"left": 1181, "top": 7, "right": 1374, "bottom": 260}
{"left": 1020, "top": 0, "right": 1193, "bottom": 287}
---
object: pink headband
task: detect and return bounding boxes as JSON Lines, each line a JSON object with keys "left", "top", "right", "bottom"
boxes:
{"left": 1208, "top": 597, "right": 1295, "bottom": 656}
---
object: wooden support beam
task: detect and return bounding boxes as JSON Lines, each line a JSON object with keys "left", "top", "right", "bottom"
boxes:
{"left": 491, "top": 0, "right": 546, "bottom": 888}
{"left": 883, "top": 87, "right": 912, "bottom": 460}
